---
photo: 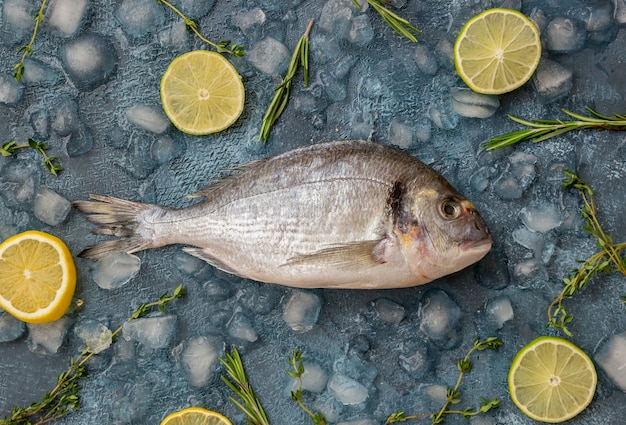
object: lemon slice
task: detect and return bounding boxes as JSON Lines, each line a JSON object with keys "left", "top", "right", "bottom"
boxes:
{"left": 160, "top": 407, "right": 232, "bottom": 425}
{"left": 508, "top": 336, "right": 597, "bottom": 423}
{"left": 454, "top": 8, "right": 541, "bottom": 95}
{"left": 160, "top": 50, "right": 245, "bottom": 135}
{"left": 0, "top": 230, "right": 76, "bottom": 323}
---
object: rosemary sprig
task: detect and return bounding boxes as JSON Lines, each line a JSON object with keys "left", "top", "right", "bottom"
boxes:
{"left": 1, "top": 139, "right": 63, "bottom": 176}
{"left": 287, "top": 349, "right": 327, "bottom": 425}
{"left": 258, "top": 18, "right": 314, "bottom": 143}
{"left": 352, "top": 0, "right": 421, "bottom": 42}
{"left": 220, "top": 347, "right": 271, "bottom": 425}
{"left": 157, "top": 0, "right": 245, "bottom": 57}
{"left": 548, "top": 171, "right": 626, "bottom": 336}
{"left": 1, "top": 284, "right": 185, "bottom": 425}
{"left": 13, "top": 0, "right": 48, "bottom": 81}
{"left": 386, "top": 337, "right": 502, "bottom": 424}
{"left": 484, "top": 107, "right": 626, "bottom": 150}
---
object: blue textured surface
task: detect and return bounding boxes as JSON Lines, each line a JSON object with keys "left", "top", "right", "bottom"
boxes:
{"left": 1, "top": 1, "right": 626, "bottom": 424}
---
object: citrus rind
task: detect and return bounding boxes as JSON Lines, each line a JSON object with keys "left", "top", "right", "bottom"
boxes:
{"left": 454, "top": 8, "right": 542, "bottom": 95}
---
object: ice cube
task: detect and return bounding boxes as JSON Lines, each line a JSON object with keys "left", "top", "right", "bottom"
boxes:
{"left": 247, "top": 37, "right": 290, "bottom": 75}
{"left": 34, "top": 186, "right": 71, "bottom": 226}
{"left": 337, "top": 420, "right": 377, "bottom": 425}
{"left": 60, "top": 34, "right": 118, "bottom": 91}
{"left": 615, "top": 0, "right": 626, "bottom": 25}
{"left": 509, "top": 152, "right": 537, "bottom": 190}
{"left": 1, "top": 0, "right": 35, "bottom": 46}
{"left": 21, "top": 59, "right": 61, "bottom": 86}
{"left": 372, "top": 298, "right": 405, "bottom": 324}
{"left": 413, "top": 43, "right": 438, "bottom": 76}
{"left": 157, "top": 21, "right": 190, "bottom": 53}
{"left": 74, "top": 320, "right": 113, "bottom": 354}
{"left": 0, "top": 73, "right": 23, "bottom": 106}
{"left": 115, "top": 0, "right": 164, "bottom": 39}
{"left": 125, "top": 105, "right": 170, "bottom": 134}
{"left": 493, "top": 174, "right": 523, "bottom": 200}
{"left": 519, "top": 203, "right": 562, "bottom": 233}
{"left": 27, "top": 317, "right": 72, "bottom": 354}
{"left": 175, "top": 335, "right": 223, "bottom": 387}
{"left": 227, "top": 312, "right": 258, "bottom": 343}
{"left": 319, "top": 0, "right": 353, "bottom": 38}
{"left": 282, "top": 291, "right": 322, "bottom": 332}
{"left": 238, "top": 285, "right": 280, "bottom": 315}
{"left": 387, "top": 120, "right": 413, "bottom": 149}
{"left": 285, "top": 361, "right": 329, "bottom": 394}
{"left": 532, "top": 58, "right": 573, "bottom": 102}
{"left": 313, "top": 393, "right": 343, "bottom": 423}
{"left": 50, "top": 95, "right": 80, "bottom": 136}
{"left": 172, "top": 0, "right": 215, "bottom": 19}
{"left": 512, "top": 226, "right": 544, "bottom": 256}
{"left": 29, "top": 109, "right": 49, "bottom": 139}
{"left": 450, "top": 87, "right": 500, "bottom": 119}
{"left": 46, "top": 0, "right": 89, "bottom": 37}
{"left": 429, "top": 97, "right": 459, "bottom": 130}
{"left": 0, "top": 159, "right": 40, "bottom": 208}
{"left": 92, "top": 252, "right": 141, "bottom": 290}
{"left": 398, "top": 343, "right": 431, "bottom": 379}
{"left": 122, "top": 315, "right": 177, "bottom": 350}
{"left": 348, "top": 14, "right": 374, "bottom": 47}
{"left": 232, "top": 7, "right": 266, "bottom": 35}
{"left": 474, "top": 249, "right": 510, "bottom": 290}
{"left": 545, "top": 17, "right": 586, "bottom": 53}
{"left": 151, "top": 135, "right": 183, "bottom": 166}
{"left": 204, "top": 279, "right": 235, "bottom": 301}
{"left": 319, "top": 71, "right": 347, "bottom": 103}
{"left": 172, "top": 250, "right": 212, "bottom": 281}
{"left": 67, "top": 125, "right": 94, "bottom": 157}
{"left": 485, "top": 296, "right": 514, "bottom": 329}
{"left": 570, "top": 2, "right": 614, "bottom": 32}
{"left": 595, "top": 331, "right": 626, "bottom": 391}
{"left": 0, "top": 309, "right": 26, "bottom": 342}
{"left": 327, "top": 373, "right": 369, "bottom": 405}
{"left": 419, "top": 289, "right": 462, "bottom": 348}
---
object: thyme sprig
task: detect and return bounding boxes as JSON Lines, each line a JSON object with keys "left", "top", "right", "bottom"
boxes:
{"left": 1, "top": 284, "right": 185, "bottom": 425}
{"left": 352, "top": 0, "right": 421, "bottom": 42}
{"left": 157, "top": 0, "right": 245, "bottom": 57}
{"left": 484, "top": 107, "right": 626, "bottom": 150}
{"left": 220, "top": 347, "right": 271, "bottom": 425}
{"left": 1, "top": 139, "right": 63, "bottom": 176}
{"left": 258, "top": 18, "right": 314, "bottom": 143}
{"left": 548, "top": 171, "right": 626, "bottom": 336}
{"left": 287, "top": 349, "right": 327, "bottom": 425}
{"left": 13, "top": 0, "right": 48, "bottom": 81}
{"left": 386, "top": 337, "right": 502, "bottom": 424}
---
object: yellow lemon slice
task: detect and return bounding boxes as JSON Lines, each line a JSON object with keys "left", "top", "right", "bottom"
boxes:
{"left": 508, "top": 336, "right": 597, "bottom": 423}
{"left": 0, "top": 230, "right": 76, "bottom": 323}
{"left": 160, "top": 407, "right": 233, "bottom": 425}
{"left": 454, "top": 8, "right": 541, "bottom": 94}
{"left": 160, "top": 50, "right": 245, "bottom": 135}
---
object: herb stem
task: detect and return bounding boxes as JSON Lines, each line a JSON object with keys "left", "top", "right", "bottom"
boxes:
{"left": 1, "top": 139, "right": 63, "bottom": 176}
{"left": 2, "top": 284, "right": 185, "bottom": 425}
{"left": 352, "top": 0, "right": 421, "bottom": 42}
{"left": 13, "top": 0, "right": 48, "bottom": 81}
{"left": 258, "top": 18, "right": 314, "bottom": 143}
{"left": 484, "top": 107, "right": 626, "bottom": 150}
{"left": 548, "top": 172, "right": 626, "bottom": 335}
{"left": 220, "top": 348, "right": 270, "bottom": 425}
{"left": 157, "top": 0, "right": 244, "bottom": 56}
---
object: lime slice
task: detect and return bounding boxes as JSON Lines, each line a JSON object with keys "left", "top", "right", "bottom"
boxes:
{"left": 454, "top": 8, "right": 541, "bottom": 95}
{"left": 508, "top": 336, "right": 597, "bottom": 423}
{"left": 160, "top": 50, "right": 245, "bottom": 135}
{"left": 160, "top": 407, "right": 232, "bottom": 425}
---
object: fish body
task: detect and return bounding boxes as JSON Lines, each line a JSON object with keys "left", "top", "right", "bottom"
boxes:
{"left": 74, "top": 140, "right": 492, "bottom": 289}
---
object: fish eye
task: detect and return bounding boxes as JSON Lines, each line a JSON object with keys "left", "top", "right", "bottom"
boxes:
{"left": 440, "top": 199, "right": 462, "bottom": 220}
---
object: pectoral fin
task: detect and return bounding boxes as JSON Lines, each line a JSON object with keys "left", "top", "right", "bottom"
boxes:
{"left": 183, "top": 247, "right": 245, "bottom": 278}
{"left": 283, "top": 237, "right": 396, "bottom": 270}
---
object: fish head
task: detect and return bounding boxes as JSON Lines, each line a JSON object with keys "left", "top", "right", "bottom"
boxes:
{"left": 393, "top": 180, "right": 492, "bottom": 283}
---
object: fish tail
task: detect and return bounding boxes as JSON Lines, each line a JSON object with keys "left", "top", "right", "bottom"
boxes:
{"left": 73, "top": 194, "right": 162, "bottom": 259}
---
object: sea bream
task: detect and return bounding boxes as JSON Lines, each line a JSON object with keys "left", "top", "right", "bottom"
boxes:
{"left": 74, "top": 140, "right": 492, "bottom": 289}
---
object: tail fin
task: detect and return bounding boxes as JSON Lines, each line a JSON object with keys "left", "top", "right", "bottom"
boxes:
{"left": 73, "top": 195, "right": 158, "bottom": 259}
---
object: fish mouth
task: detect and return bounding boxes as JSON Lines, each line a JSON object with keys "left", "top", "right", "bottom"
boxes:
{"left": 461, "top": 235, "right": 493, "bottom": 251}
